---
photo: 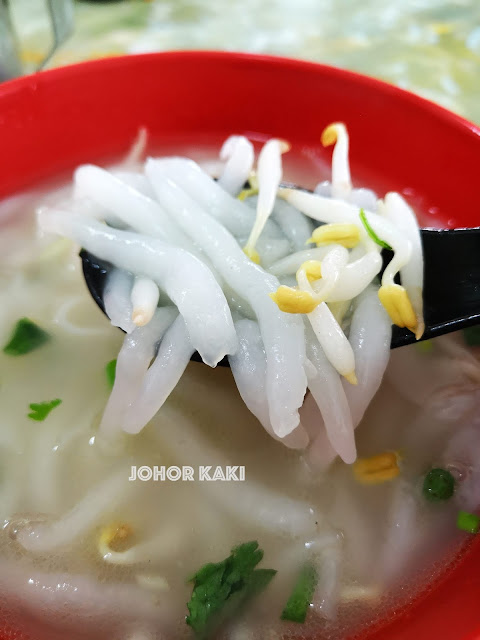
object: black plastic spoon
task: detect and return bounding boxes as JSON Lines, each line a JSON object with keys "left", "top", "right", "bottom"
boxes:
{"left": 80, "top": 227, "right": 480, "bottom": 364}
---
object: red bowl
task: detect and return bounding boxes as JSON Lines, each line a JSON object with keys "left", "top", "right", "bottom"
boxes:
{"left": 0, "top": 51, "right": 480, "bottom": 640}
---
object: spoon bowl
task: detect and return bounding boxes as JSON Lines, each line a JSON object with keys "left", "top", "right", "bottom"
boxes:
{"left": 80, "top": 216, "right": 480, "bottom": 358}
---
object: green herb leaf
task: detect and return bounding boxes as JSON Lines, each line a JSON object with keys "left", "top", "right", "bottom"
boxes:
{"left": 186, "top": 541, "right": 276, "bottom": 638}
{"left": 463, "top": 326, "right": 480, "bottom": 347}
{"left": 359, "top": 209, "right": 393, "bottom": 251}
{"left": 422, "top": 468, "right": 455, "bottom": 502}
{"left": 28, "top": 399, "right": 62, "bottom": 422}
{"left": 105, "top": 359, "right": 117, "bottom": 388}
{"left": 3, "top": 318, "right": 50, "bottom": 356}
{"left": 457, "top": 510, "right": 480, "bottom": 534}
{"left": 281, "top": 563, "right": 318, "bottom": 624}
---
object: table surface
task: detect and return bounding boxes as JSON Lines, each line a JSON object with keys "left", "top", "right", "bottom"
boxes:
{"left": 13, "top": 0, "right": 480, "bottom": 124}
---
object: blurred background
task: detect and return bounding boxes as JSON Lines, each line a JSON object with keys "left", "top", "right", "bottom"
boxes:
{"left": 2, "top": 0, "right": 480, "bottom": 123}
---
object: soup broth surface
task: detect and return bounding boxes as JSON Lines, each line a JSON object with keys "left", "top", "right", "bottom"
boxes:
{"left": 0, "top": 166, "right": 477, "bottom": 640}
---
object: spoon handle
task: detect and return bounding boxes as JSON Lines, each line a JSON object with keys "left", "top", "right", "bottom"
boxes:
{"left": 392, "top": 228, "right": 480, "bottom": 348}
{"left": 81, "top": 226, "right": 480, "bottom": 357}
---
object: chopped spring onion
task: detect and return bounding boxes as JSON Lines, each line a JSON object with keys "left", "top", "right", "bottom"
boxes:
{"left": 359, "top": 208, "right": 393, "bottom": 251}
{"left": 28, "top": 399, "right": 62, "bottom": 422}
{"left": 3, "top": 318, "right": 50, "bottom": 356}
{"left": 457, "top": 510, "right": 480, "bottom": 534}
{"left": 186, "top": 541, "right": 276, "bottom": 638}
{"left": 422, "top": 468, "right": 455, "bottom": 502}
{"left": 281, "top": 563, "right": 317, "bottom": 623}
{"left": 416, "top": 339, "right": 433, "bottom": 353}
{"left": 105, "top": 359, "right": 117, "bottom": 388}
{"left": 463, "top": 326, "right": 480, "bottom": 347}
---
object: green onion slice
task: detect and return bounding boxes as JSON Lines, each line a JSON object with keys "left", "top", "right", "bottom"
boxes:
{"left": 359, "top": 208, "right": 393, "bottom": 251}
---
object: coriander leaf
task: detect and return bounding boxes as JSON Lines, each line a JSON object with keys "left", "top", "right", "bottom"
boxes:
{"left": 359, "top": 209, "right": 393, "bottom": 251}
{"left": 281, "top": 563, "right": 317, "bottom": 624}
{"left": 212, "top": 568, "right": 277, "bottom": 635}
{"left": 28, "top": 399, "right": 62, "bottom": 422}
{"left": 3, "top": 318, "right": 50, "bottom": 356}
{"left": 186, "top": 541, "right": 276, "bottom": 638}
{"left": 463, "top": 326, "right": 480, "bottom": 347}
{"left": 245, "top": 568, "right": 277, "bottom": 596}
{"left": 105, "top": 359, "right": 117, "bottom": 388}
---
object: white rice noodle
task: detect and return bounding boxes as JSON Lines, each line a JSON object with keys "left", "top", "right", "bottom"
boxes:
{"left": 271, "top": 198, "right": 315, "bottom": 251}
{"left": 381, "top": 192, "right": 424, "bottom": 337}
{"left": 305, "top": 283, "right": 391, "bottom": 469}
{"left": 311, "top": 535, "right": 342, "bottom": 620}
{"left": 208, "top": 479, "right": 317, "bottom": 539}
{"left": 328, "top": 300, "right": 351, "bottom": 327}
{"left": 304, "top": 424, "right": 337, "bottom": 472}
{"left": 314, "top": 180, "right": 332, "bottom": 198}
{"left": 349, "top": 187, "right": 378, "bottom": 212}
{"left": 0, "top": 451, "right": 23, "bottom": 521}
{"left": 305, "top": 327, "right": 356, "bottom": 464}
{"left": 245, "top": 194, "right": 315, "bottom": 252}
{"left": 100, "top": 307, "right": 178, "bottom": 437}
{"left": 247, "top": 234, "right": 292, "bottom": 268}
{"left": 268, "top": 247, "right": 332, "bottom": 277}
{"left": 65, "top": 195, "right": 115, "bottom": 223}
{"left": 74, "top": 165, "right": 188, "bottom": 246}
{"left": 53, "top": 294, "right": 113, "bottom": 337}
{"left": 330, "top": 484, "right": 378, "bottom": 583}
{"left": 27, "top": 427, "right": 62, "bottom": 515}
{"left": 376, "top": 481, "right": 421, "bottom": 587}
{"left": 229, "top": 318, "right": 308, "bottom": 449}
{"left": 299, "top": 392, "right": 334, "bottom": 471}
{"left": 147, "top": 156, "right": 282, "bottom": 240}
{"left": 130, "top": 275, "right": 160, "bottom": 327}
{"left": 145, "top": 160, "right": 307, "bottom": 439}
{"left": 217, "top": 135, "right": 254, "bottom": 195}
{"left": 123, "top": 316, "right": 195, "bottom": 434}
{"left": 17, "top": 467, "right": 131, "bottom": 553}
{"left": 38, "top": 210, "right": 237, "bottom": 367}
{"left": 104, "top": 268, "right": 136, "bottom": 334}
{"left": 110, "top": 170, "right": 156, "bottom": 199}
{"left": 244, "top": 139, "right": 288, "bottom": 255}
{"left": 0, "top": 561, "right": 169, "bottom": 633}
{"left": 343, "top": 286, "right": 392, "bottom": 427}
{"left": 155, "top": 413, "right": 317, "bottom": 537}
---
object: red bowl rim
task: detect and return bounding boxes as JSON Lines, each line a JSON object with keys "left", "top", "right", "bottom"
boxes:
{"left": 2, "top": 49, "right": 480, "bottom": 141}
